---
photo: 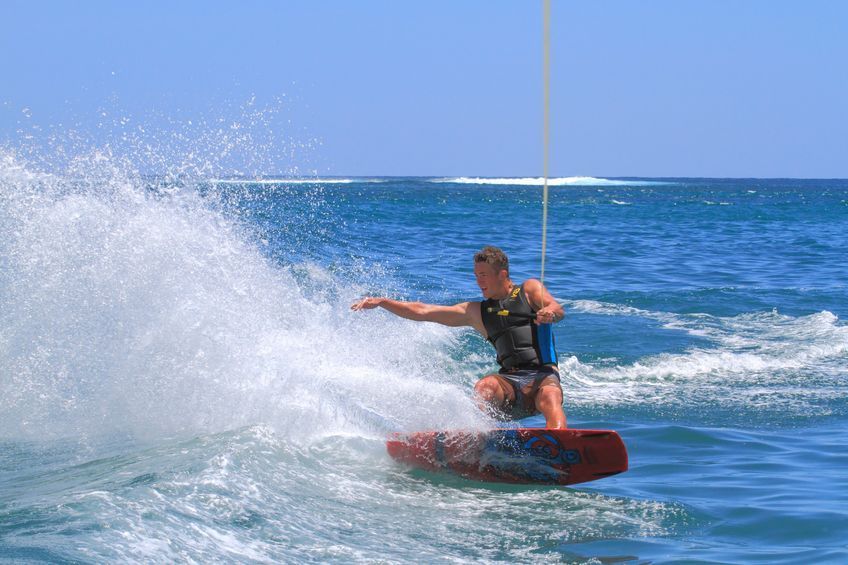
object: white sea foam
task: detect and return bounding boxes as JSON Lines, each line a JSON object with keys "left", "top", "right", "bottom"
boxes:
{"left": 568, "top": 299, "right": 680, "bottom": 325}
{"left": 569, "top": 299, "right": 847, "bottom": 357}
{"left": 561, "top": 299, "right": 847, "bottom": 417}
{"left": 432, "top": 176, "right": 668, "bottom": 186}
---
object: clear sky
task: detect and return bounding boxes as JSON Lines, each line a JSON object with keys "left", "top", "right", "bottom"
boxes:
{"left": 2, "top": 1, "right": 846, "bottom": 178}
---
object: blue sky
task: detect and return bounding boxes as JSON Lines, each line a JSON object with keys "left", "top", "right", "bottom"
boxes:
{"left": 2, "top": 1, "right": 846, "bottom": 178}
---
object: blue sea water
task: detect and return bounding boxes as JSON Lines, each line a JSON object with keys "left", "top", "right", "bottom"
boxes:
{"left": 1, "top": 154, "right": 847, "bottom": 563}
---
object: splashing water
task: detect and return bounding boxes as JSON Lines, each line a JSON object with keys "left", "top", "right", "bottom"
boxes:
{"left": 0, "top": 146, "right": 486, "bottom": 444}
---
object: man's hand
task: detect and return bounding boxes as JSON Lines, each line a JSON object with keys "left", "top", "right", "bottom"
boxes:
{"left": 534, "top": 306, "right": 561, "bottom": 325}
{"left": 524, "top": 279, "right": 564, "bottom": 324}
{"left": 351, "top": 297, "right": 382, "bottom": 311}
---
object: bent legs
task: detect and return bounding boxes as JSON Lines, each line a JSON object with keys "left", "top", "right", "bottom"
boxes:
{"left": 473, "top": 373, "right": 567, "bottom": 429}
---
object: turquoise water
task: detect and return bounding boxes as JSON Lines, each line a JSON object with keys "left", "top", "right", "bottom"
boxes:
{"left": 1, "top": 155, "right": 847, "bottom": 562}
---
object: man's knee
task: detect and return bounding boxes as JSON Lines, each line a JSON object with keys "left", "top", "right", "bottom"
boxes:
{"left": 474, "top": 375, "right": 503, "bottom": 401}
{"left": 535, "top": 383, "right": 563, "bottom": 408}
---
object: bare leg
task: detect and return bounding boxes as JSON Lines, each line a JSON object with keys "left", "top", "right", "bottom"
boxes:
{"left": 534, "top": 379, "right": 567, "bottom": 429}
{"left": 473, "top": 374, "right": 514, "bottom": 417}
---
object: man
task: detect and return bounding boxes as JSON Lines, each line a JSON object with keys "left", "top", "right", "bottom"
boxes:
{"left": 351, "top": 246, "right": 567, "bottom": 428}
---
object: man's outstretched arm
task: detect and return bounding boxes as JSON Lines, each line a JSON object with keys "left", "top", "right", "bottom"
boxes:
{"left": 351, "top": 297, "right": 479, "bottom": 329}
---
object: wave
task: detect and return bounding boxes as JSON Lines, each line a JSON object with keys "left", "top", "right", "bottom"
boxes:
{"left": 562, "top": 300, "right": 847, "bottom": 420}
{"left": 431, "top": 176, "right": 668, "bottom": 186}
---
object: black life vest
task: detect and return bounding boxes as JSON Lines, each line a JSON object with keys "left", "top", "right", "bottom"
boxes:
{"left": 480, "top": 283, "right": 558, "bottom": 371}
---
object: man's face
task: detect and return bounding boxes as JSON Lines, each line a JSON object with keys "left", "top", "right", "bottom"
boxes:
{"left": 474, "top": 261, "right": 505, "bottom": 299}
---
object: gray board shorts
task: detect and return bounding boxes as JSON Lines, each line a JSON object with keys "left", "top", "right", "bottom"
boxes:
{"left": 497, "top": 365, "right": 561, "bottom": 418}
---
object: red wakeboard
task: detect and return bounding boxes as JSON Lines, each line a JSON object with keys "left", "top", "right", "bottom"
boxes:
{"left": 386, "top": 427, "right": 628, "bottom": 486}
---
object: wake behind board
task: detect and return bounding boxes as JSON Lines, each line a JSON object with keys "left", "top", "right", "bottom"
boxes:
{"left": 386, "top": 416, "right": 627, "bottom": 486}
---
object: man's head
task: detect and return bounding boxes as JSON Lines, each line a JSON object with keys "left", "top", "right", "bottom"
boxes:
{"left": 474, "top": 246, "right": 511, "bottom": 299}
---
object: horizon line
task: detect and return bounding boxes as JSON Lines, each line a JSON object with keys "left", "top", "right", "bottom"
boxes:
{"left": 202, "top": 174, "right": 848, "bottom": 181}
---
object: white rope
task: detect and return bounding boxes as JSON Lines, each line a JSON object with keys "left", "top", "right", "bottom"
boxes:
{"left": 540, "top": 0, "right": 551, "bottom": 304}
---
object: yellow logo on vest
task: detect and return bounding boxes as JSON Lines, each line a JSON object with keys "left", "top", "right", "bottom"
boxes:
{"left": 511, "top": 286, "right": 521, "bottom": 298}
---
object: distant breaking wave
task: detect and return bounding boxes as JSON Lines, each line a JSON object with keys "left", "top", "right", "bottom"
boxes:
{"left": 432, "top": 176, "right": 668, "bottom": 186}
{"left": 211, "top": 177, "right": 669, "bottom": 186}
{"left": 211, "top": 178, "right": 385, "bottom": 185}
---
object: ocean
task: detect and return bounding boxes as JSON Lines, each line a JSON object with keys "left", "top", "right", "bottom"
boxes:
{"left": 1, "top": 152, "right": 846, "bottom": 563}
